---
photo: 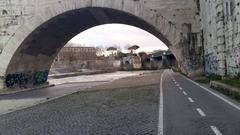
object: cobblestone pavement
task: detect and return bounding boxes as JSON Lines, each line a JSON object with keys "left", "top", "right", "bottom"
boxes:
{"left": 0, "top": 71, "right": 155, "bottom": 115}
{"left": 0, "top": 73, "right": 161, "bottom": 135}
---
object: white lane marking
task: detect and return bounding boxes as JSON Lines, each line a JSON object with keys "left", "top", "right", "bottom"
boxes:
{"left": 183, "top": 91, "right": 188, "bottom": 95}
{"left": 158, "top": 71, "right": 164, "bottom": 135}
{"left": 176, "top": 84, "right": 180, "bottom": 87}
{"left": 188, "top": 97, "right": 194, "bottom": 103}
{"left": 196, "top": 108, "right": 206, "bottom": 117}
{"left": 179, "top": 87, "right": 183, "bottom": 90}
{"left": 210, "top": 126, "right": 223, "bottom": 135}
{"left": 179, "top": 73, "right": 240, "bottom": 111}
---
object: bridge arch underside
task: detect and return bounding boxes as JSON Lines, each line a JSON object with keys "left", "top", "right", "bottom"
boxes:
{"left": 4, "top": 7, "right": 173, "bottom": 88}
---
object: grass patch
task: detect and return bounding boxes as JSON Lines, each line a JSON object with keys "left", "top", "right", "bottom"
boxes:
{"left": 219, "top": 79, "right": 240, "bottom": 89}
{"left": 194, "top": 74, "right": 240, "bottom": 102}
{"left": 212, "top": 85, "right": 240, "bottom": 102}
{"left": 196, "top": 79, "right": 210, "bottom": 84}
{"left": 196, "top": 74, "right": 222, "bottom": 84}
{"left": 207, "top": 74, "right": 222, "bottom": 81}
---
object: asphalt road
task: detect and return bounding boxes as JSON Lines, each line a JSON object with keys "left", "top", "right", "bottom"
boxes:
{"left": 163, "top": 70, "right": 240, "bottom": 135}
{"left": 0, "top": 70, "right": 240, "bottom": 135}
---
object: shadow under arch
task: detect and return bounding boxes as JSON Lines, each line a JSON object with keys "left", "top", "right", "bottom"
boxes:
{"left": 5, "top": 7, "right": 173, "bottom": 88}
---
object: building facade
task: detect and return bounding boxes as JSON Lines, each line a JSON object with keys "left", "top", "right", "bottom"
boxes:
{"left": 56, "top": 47, "right": 97, "bottom": 62}
{"left": 51, "top": 47, "right": 97, "bottom": 71}
{"left": 200, "top": 0, "right": 240, "bottom": 77}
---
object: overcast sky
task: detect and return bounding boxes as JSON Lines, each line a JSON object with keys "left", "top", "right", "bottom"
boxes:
{"left": 69, "top": 24, "right": 169, "bottom": 53}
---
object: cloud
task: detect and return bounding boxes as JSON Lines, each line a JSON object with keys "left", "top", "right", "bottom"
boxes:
{"left": 69, "top": 24, "right": 169, "bottom": 52}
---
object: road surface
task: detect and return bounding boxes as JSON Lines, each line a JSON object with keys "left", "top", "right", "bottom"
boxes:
{"left": 0, "top": 71, "right": 149, "bottom": 115}
{"left": 162, "top": 70, "right": 240, "bottom": 135}
{"left": 0, "top": 70, "right": 240, "bottom": 135}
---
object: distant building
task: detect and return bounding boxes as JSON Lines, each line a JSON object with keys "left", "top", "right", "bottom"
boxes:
{"left": 56, "top": 47, "right": 96, "bottom": 62}
{"left": 51, "top": 46, "right": 120, "bottom": 73}
{"left": 51, "top": 47, "right": 97, "bottom": 72}
{"left": 122, "top": 55, "right": 142, "bottom": 70}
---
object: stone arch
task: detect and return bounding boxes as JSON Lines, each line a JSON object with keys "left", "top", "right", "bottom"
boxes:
{"left": 0, "top": 2, "right": 184, "bottom": 88}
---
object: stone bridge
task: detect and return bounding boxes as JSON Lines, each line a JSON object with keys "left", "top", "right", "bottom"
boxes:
{"left": 0, "top": 0, "right": 203, "bottom": 89}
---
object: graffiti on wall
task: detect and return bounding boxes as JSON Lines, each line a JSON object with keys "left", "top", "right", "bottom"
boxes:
{"left": 226, "top": 47, "right": 240, "bottom": 76}
{"left": 33, "top": 71, "right": 48, "bottom": 85}
{"left": 5, "top": 70, "right": 49, "bottom": 88}
{"left": 205, "top": 53, "right": 219, "bottom": 74}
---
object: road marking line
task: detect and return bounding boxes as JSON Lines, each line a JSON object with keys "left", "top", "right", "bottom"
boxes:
{"left": 158, "top": 71, "right": 164, "bottom": 135}
{"left": 179, "top": 87, "right": 183, "bottom": 90}
{"left": 183, "top": 91, "right": 188, "bottom": 95}
{"left": 179, "top": 73, "right": 240, "bottom": 111}
{"left": 196, "top": 108, "right": 206, "bottom": 117}
{"left": 210, "top": 126, "right": 223, "bottom": 135}
{"left": 188, "top": 97, "right": 194, "bottom": 103}
{"left": 176, "top": 84, "right": 180, "bottom": 87}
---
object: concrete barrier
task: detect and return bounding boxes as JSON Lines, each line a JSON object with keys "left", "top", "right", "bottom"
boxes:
{"left": 210, "top": 81, "right": 240, "bottom": 101}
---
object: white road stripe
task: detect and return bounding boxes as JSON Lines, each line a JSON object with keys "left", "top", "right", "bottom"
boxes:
{"left": 188, "top": 97, "right": 194, "bottom": 103}
{"left": 158, "top": 71, "right": 164, "bottom": 135}
{"left": 179, "top": 87, "right": 183, "bottom": 90}
{"left": 176, "top": 84, "right": 180, "bottom": 87}
{"left": 196, "top": 108, "right": 206, "bottom": 117}
{"left": 179, "top": 73, "right": 240, "bottom": 111}
{"left": 210, "top": 126, "right": 223, "bottom": 135}
{"left": 183, "top": 91, "right": 188, "bottom": 95}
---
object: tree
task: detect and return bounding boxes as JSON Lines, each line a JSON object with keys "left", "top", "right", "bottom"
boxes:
{"left": 107, "top": 47, "right": 118, "bottom": 59}
{"left": 116, "top": 51, "right": 127, "bottom": 59}
{"left": 128, "top": 45, "right": 140, "bottom": 54}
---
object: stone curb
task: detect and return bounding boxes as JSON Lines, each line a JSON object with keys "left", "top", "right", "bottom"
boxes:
{"left": 210, "top": 81, "right": 240, "bottom": 92}
{"left": 0, "top": 84, "right": 55, "bottom": 96}
{"left": 210, "top": 81, "right": 240, "bottom": 100}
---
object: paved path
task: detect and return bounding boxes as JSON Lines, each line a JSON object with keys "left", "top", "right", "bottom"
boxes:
{"left": 0, "top": 71, "right": 161, "bottom": 135}
{"left": 162, "top": 70, "right": 240, "bottom": 135}
{"left": 0, "top": 71, "right": 150, "bottom": 115}
{"left": 0, "top": 70, "right": 240, "bottom": 135}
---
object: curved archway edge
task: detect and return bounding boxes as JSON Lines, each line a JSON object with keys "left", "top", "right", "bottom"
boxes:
{"left": 2, "top": 7, "right": 176, "bottom": 88}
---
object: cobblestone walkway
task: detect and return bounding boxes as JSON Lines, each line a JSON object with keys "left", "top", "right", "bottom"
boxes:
{"left": 0, "top": 84, "right": 159, "bottom": 135}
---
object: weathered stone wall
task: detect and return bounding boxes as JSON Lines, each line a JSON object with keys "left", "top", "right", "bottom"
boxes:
{"left": 224, "top": 0, "right": 240, "bottom": 77}
{"left": 0, "top": 0, "right": 203, "bottom": 89}
{"left": 200, "top": 0, "right": 240, "bottom": 77}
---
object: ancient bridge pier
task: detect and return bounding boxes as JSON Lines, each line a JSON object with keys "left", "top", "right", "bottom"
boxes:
{"left": 0, "top": 0, "right": 204, "bottom": 89}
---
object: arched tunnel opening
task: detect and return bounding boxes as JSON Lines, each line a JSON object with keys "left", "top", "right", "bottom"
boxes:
{"left": 4, "top": 7, "right": 178, "bottom": 89}
{"left": 48, "top": 24, "right": 178, "bottom": 85}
